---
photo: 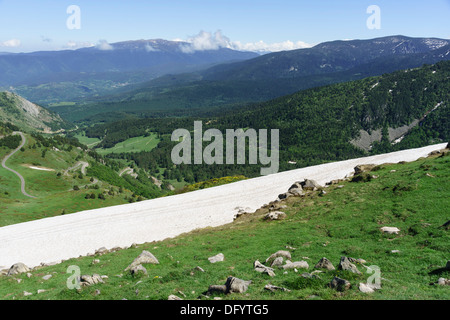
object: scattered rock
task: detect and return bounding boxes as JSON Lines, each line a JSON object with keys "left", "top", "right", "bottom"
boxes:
{"left": 278, "top": 192, "right": 293, "bottom": 200}
{"left": 95, "top": 247, "right": 109, "bottom": 255}
{"left": 264, "top": 211, "right": 286, "bottom": 221}
{"left": 270, "top": 257, "right": 284, "bottom": 268}
{"left": 23, "top": 291, "right": 33, "bottom": 296}
{"left": 207, "top": 285, "right": 228, "bottom": 295}
{"left": 42, "top": 274, "right": 52, "bottom": 281}
{"left": 301, "top": 179, "right": 321, "bottom": 191}
{"left": 94, "top": 289, "right": 101, "bottom": 296}
{"left": 37, "top": 289, "right": 46, "bottom": 294}
{"left": 380, "top": 226, "right": 400, "bottom": 234}
{"left": 283, "top": 261, "right": 309, "bottom": 270}
{"left": 359, "top": 282, "right": 375, "bottom": 293}
{"left": 265, "top": 250, "right": 291, "bottom": 264}
{"left": 80, "top": 274, "right": 105, "bottom": 287}
{"left": 264, "top": 284, "right": 291, "bottom": 292}
{"left": 129, "top": 264, "right": 148, "bottom": 277}
{"left": 168, "top": 294, "right": 183, "bottom": 300}
{"left": 328, "top": 277, "right": 351, "bottom": 291}
{"left": 208, "top": 253, "right": 225, "bottom": 263}
{"left": 92, "top": 259, "right": 100, "bottom": 265}
{"left": 225, "top": 276, "right": 251, "bottom": 294}
{"left": 391, "top": 250, "right": 401, "bottom": 254}
{"left": 354, "top": 164, "right": 376, "bottom": 175}
{"left": 338, "top": 256, "right": 361, "bottom": 274}
{"left": 7, "top": 263, "right": 30, "bottom": 276}
{"left": 125, "top": 250, "right": 159, "bottom": 271}
{"left": 314, "top": 257, "right": 335, "bottom": 271}
{"left": 254, "top": 260, "right": 276, "bottom": 277}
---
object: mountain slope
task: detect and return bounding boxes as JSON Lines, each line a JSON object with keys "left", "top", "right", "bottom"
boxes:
{"left": 80, "top": 61, "right": 449, "bottom": 184}
{"left": 0, "top": 92, "right": 73, "bottom": 133}
{"left": 201, "top": 35, "right": 449, "bottom": 81}
{"left": 0, "top": 39, "right": 258, "bottom": 87}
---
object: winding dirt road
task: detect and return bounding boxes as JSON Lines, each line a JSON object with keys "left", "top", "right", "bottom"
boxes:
{"left": 1, "top": 132, "right": 36, "bottom": 199}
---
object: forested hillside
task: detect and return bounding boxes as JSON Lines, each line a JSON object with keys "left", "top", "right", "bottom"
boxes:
{"left": 77, "top": 61, "right": 449, "bottom": 183}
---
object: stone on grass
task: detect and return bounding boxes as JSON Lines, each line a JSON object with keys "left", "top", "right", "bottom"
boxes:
{"left": 80, "top": 274, "right": 104, "bottom": 287}
{"left": 125, "top": 250, "right": 159, "bottom": 271}
{"left": 338, "top": 256, "right": 361, "bottom": 275}
{"left": 283, "top": 261, "right": 309, "bottom": 270}
{"left": 7, "top": 263, "right": 30, "bottom": 276}
{"left": 42, "top": 274, "right": 52, "bottom": 281}
{"left": 264, "top": 211, "right": 286, "bottom": 221}
{"left": 328, "top": 277, "right": 351, "bottom": 292}
{"left": 225, "top": 276, "right": 251, "bottom": 294}
{"left": 264, "top": 284, "right": 291, "bottom": 292}
{"left": 265, "top": 250, "right": 291, "bottom": 264}
{"left": 254, "top": 260, "right": 276, "bottom": 277}
{"left": 380, "top": 227, "right": 400, "bottom": 234}
{"left": 130, "top": 264, "right": 148, "bottom": 276}
{"left": 359, "top": 283, "right": 375, "bottom": 293}
{"left": 314, "top": 257, "right": 335, "bottom": 271}
{"left": 168, "top": 294, "right": 183, "bottom": 300}
{"left": 208, "top": 253, "right": 224, "bottom": 263}
{"left": 270, "top": 257, "right": 284, "bottom": 268}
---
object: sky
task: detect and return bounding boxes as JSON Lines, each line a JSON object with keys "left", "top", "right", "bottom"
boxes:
{"left": 0, "top": 0, "right": 449, "bottom": 53}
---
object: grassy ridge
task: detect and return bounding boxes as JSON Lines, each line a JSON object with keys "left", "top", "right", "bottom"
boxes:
{"left": 0, "top": 152, "right": 448, "bottom": 300}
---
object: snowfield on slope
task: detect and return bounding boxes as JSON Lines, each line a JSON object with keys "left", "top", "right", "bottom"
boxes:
{"left": 0, "top": 143, "right": 446, "bottom": 270}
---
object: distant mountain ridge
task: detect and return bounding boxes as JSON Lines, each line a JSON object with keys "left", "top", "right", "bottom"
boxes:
{"left": 53, "top": 35, "right": 450, "bottom": 122}
{"left": 201, "top": 36, "right": 450, "bottom": 81}
{"left": 0, "top": 39, "right": 259, "bottom": 87}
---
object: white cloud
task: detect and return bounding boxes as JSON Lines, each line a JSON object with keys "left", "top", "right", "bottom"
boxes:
{"left": 145, "top": 43, "right": 158, "bottom": 52}
{"left": 96, "top": 39, "right": 113, "bottom": 51}
{"left": 0, "top": 39, "right": 21, "bottom": 48}
{"left": 180, "top": 30, "right": 233, "bottom": 53}
{"left": 179, "top": 30, "right": 312, "bottom": 54}
{"left": 65, "top": 41, "right": 95, "bottom": 50}
{"left": 232, "top": 40, "right": 312, "bottom": 53}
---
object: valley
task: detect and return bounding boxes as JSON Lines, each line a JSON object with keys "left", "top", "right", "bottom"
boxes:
{"left": 0, "top": 31, "right": 448, "bottom": 303}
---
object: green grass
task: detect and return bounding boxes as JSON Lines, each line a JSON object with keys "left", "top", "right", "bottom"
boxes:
{"left": 95, "top": 134, "right": 160, "bottom": 155}
{"left": 1, "top": 152, "right": 448, "bottom": 300}
{"left": 0, "top": 134, "right": 134, "bottom": 227}
{"left": 73, "top": 132, "right": 101, "bottom": 148}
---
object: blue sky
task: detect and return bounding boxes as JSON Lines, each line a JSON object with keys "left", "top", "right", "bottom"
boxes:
{"left": 0, "top": 0, "right": 449, "bottom": 52}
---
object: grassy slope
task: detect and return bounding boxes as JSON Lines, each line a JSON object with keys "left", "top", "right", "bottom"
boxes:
{"left": 95, "top": 134, "right": 160, "bottom": 155}
{"left": 0, "top": 152, "right": 448, "bottom": 300}
{"left": 0, "top": 134, "right": 133, "bottom": 227}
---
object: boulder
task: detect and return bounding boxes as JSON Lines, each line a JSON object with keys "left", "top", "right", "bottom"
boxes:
{"left": 270, "top": 257, "right": 284, "bottom": 268}
{"left": 314, "top": 257, "right": 335, "bottom": 271}
{"left": 283, "top": 261, "right": 309, "bottom": 270}
{"left": 7, "top": 263, "right": 30, "bottom": 276}
{"left": 328, "top": 277, "right": 351, "bottom": 291}
{"left": 380, "top": 226, "right": 400, "bottom": 234}
{"left": 301, "top": 179, "right": 321, "bottom": 191}
{"left": 80, "top": 274, "right": 104, "bottom": 287}
{"left": 254, "top": 260, "right": 276, "bottom": 277}
{"left": 338, "top": 256, "right": 362, "bottom": 274}
{"left": 125, "top": 250, "right": 159, "bottom": 271}
{"left": 264, "top": 211, "right": 286, "bottom": 221}
{"left": 130, "top": 264, "right": 148, "bottom": 276}
{"left": 354, "top": 164, "right": 376, "bottom": 175}
{"left": 359, "top": 282, "right": 375, "bottom": 293}
{"left": 168, "top": 295, "right": 183, "bottom": 300}
{"left": 208, "top": 253, "right": 224, "bottom": 263}
{"left": 225, "top": 276, "right": 251, "bottom": 294}
{"left": 264, "top": 284, "right": 291, "bottom": 292}
{"left": 265, "top": 250, "right": 291, "bottom": 264}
